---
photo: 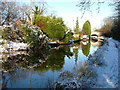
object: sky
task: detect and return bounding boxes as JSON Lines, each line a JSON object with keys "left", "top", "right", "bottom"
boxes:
{"left": 7, "top": 0, "right": 115, "bottom": 30}
{"left": 45, "top": 0, "right": 114, "bottom": 30}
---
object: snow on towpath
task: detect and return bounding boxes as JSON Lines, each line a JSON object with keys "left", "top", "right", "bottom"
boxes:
{"left": 88, "top": 38, "right": 120, "bottom": 88}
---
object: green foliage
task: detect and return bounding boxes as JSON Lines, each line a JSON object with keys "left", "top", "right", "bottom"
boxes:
{"left": 35, "top": 46, "right": 72, "bottom": 71}
{"left": 74, "top": 17, "right": 79, "bottom": 34}
{"left": 32, "top": 5, "right": 72, "bottom": 43}
{"left": 33, "top": 15, "right": 72, "bottom": 42}
{"left": 45, "top": 16, "right": 66, "bottom": 40}
{"left": 82, "top": 42, "right": 91, "bottom": 56}
{"left": 62, "top": 32, "right": 73, "bottom": 43}
{"left": 2, "top": 27, "right": 10, "bottom": 40}
{"left": 82, "top": 20, "right": 91, "bottom": 35}
{"left": 46, "top": 49, "right": 65, "bottom": 71}
{"left": 0, "top": 29, "right": 2, "bottom": 39}
{"left": 35, "top": 46, "right": 73, "bottom": 71}
{"left": 45, "top": 17, "right": 66, "bottom": 40}
{"left": 33, "top": 15, "right": 50, "bottom": 26}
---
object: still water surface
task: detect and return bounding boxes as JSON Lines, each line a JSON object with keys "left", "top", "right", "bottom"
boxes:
{"left": 2, "top": 40, "right": 103, "bottom": 88}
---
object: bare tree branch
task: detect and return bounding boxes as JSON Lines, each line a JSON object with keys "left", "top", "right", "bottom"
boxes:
{"left": 76, "top": 0, "right": 109, "bottom": 18}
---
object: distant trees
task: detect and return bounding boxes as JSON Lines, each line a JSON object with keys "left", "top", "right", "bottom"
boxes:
{"left": 111, "top": 1, "right": 120, "bottom": 41}
{"left": 77, "top": 0, "right": 120, "bottom": 41}
{"left": 95, "top": 17, "right": 114, "bottom": 37}
{"left": 93, "top": 1, "right": 120, "bottom": 40}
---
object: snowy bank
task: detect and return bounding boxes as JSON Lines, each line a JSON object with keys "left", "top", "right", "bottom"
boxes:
{"left": 0, "top": 40, "right": 28, "bottom": 53}
{"left": 88, "top": 38, "right": 119, "bottom": 88}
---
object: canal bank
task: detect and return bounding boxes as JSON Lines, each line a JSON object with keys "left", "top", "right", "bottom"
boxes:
{"left": 87, "top": 38, "right": 119, "bottom": 88}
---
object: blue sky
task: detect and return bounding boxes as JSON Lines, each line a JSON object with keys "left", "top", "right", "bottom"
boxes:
{"left": 14, "top": 0, "right": 114, "bottom": 30}
{"left": 45, "top": 0, "right": 114, "bottom": 30}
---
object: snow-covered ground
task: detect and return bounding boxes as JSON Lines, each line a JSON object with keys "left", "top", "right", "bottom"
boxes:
{"left": 0, "top": 40, "right": 27, "bottom": 53}
{"left": 88, "top": 38, "right": 119, "bottom": 88}
{"left": 0, "top": 40, "right": 27, "bottom": 61}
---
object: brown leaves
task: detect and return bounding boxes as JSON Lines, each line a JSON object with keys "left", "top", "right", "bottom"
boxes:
{"left": 36, "top": 22, "right": 45, "bottom": 32}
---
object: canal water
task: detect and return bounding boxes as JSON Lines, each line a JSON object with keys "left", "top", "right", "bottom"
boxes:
{"left": 2, "top": 40, "right": 103, "bottom": 88}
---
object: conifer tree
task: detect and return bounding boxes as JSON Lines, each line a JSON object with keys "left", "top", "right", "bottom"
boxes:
{"left": 74, "top": 17, "right": 79, "bottom": 34}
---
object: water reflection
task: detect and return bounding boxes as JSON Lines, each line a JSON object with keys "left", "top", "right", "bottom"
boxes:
{"left": 35, "top": 46, "right": 73, "bottom": 71}
{"left": 1, "top": 40, "right": 104, "bottom": 88}
{"left": 72, "top": 43, "right": 80, "bottom": 63}
{"left": 90, "top": 39, "right": 104, "bottom": 46}
{"left": 55, "top": 62, "right": 97, "bottom": 88}
{"left": 81, "top": 41, "right": 91, "bottom": 56}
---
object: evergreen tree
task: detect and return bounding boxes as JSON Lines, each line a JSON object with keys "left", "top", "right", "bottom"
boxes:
{"left": 74, "top": 17, "right": 79, "bottom": 34}
{"left": 82, "top": 20, "right": 91, "bottom": 36}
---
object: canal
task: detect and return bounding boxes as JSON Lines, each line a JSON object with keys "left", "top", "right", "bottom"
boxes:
{"left": 2, "top": 39, "right": 117, "bottom": 88}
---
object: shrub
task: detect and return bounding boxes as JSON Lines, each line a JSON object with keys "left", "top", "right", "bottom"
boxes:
{"left": 22, "top": 24, "right": 49, "bottom": 50}
{"left": 33, "top": 15, "right": 72, "bottom": 43}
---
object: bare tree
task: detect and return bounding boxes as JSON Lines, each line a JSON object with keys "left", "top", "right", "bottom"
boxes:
{"left": 0, "top": 0, "right": 31, "bottom": 26}
{"left": 0, "top": 1, "right": 18, "bottom": 25}
{"left": 94, "top": 17, "right": 114, "bottom": 37}
{"left": 76, "top": 0, "right": 116, "bottom": 18}
{"left": 32, "top": 1, "right": 47, "bottom": 15}
{"left": 23, "top": 0, "right": 47, "bottom": 24}
{"left": 111, "top": 1, "right": 120, "bottom": 41}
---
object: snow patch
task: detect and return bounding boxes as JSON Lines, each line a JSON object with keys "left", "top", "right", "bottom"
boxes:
{"left": 88, "top": 38, "right": 119, "bottom": 88}
{"left": 0, "top": 40, "right": 28, "bottom": 53}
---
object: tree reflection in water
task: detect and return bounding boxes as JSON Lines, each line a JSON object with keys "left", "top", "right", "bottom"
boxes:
{"left": 2, "top": 45, "right": 73, "bottom": 88}
{"left": 55, "top": 57, "right": 106, "bottom": 88}
{"left": 2, "top": 45, "right": 73, "bottom": 72}
{"left": 72, "top": 42, "right": 80, "bottom": 63}
{"left": 35, "top": 46, "right": 73, "bottom": 71}
{"left": 81, "top": 40, "right": 91, "bottom": 56}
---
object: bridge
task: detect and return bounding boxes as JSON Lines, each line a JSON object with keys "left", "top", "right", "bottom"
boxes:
{"left": 79, "top": 30, "right": 105, "bottom": 42}
{"left": 91, "top": 31, "right": 103, "bottom": 37}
